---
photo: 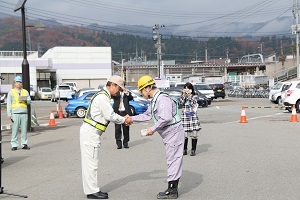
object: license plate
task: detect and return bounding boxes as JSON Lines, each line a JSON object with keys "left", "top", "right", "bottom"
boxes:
{"left": 217, "top": 90, "right": 222, "bottom": 92}
{"left": 45, "top": 95, "right": 48, "bottom": 98}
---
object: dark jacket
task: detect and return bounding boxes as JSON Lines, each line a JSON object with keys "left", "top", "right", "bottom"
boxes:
{"left": 112, "top": 91, "right": 134, "bottom": 116}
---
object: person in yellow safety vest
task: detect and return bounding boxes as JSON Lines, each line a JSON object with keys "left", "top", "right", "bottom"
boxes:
{"left": 79, "top": 75, "right": 132, "bottom": 200}
{"left": 126, "top": 75, "right": 185, "bottom": 199}
{"left": 7, "top": 76, "right": 31, "bottom": 151}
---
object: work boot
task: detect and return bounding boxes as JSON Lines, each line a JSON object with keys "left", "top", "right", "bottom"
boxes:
{"left": 157, "top": 180, "right": 179, "bottom": 199}
{"left": 190, "top": 138, "right": 198, "bottom": 156}
{"left": 183, "top": 137, "right": 188, "bottom": 155}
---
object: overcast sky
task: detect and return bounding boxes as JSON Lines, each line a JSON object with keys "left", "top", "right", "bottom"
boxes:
{"left": 0, "top": 0, "right": 294, "bottom": 36}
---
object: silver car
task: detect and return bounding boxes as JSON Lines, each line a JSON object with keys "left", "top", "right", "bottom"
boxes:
{"left": 37, "top": 87, "right": 52, "bottom": 100}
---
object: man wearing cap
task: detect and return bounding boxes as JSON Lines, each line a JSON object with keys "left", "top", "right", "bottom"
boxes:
{"left": 80, "top": 75, "right": 132, "bottom": 199}
{"left": 7, "top": 76, "right": 31, "bottom": 151}
{"left": 127, "top": 75, "right": 185, "bottom": 199}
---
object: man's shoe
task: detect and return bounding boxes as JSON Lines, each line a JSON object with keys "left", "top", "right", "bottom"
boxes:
{"left": 87, "top": 191, "right": 108, "bottom": 199}
{"left": 22, "top": 145, "right": 30, "bottom": 150}
{"left": 183, "top": 149, "right": 187, "bottom": 155}
{"left": 117, "top": 145, "right": 122, "bottom": 149}
{"left": 11, "top": 147, "right": 17, "bottom": 151}
{"left": 98, "top": 191, "right": 108, "bottom": 196}
{"left": 123, "top": 143, "right": 129, "bottom": 148}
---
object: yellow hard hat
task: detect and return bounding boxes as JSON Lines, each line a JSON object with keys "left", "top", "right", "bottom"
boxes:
{"left": 137, "top": 75, "right": 155, "bottom": 91}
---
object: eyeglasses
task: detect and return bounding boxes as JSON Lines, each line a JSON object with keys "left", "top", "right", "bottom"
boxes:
{"left": 139, "top": 89, "right": 144, "bottom": 95}
{"left": 114, "top": 83, "right": 123, "bottom": 92}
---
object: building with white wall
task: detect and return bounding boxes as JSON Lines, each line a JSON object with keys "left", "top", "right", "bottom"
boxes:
{"left": 0, "top": 46, "right": 112, "bottom": 93}
{"left": 42, "top": 46, "right": 112, "bottom": 89}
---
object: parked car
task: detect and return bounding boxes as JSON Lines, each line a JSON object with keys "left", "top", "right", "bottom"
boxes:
{"left": 197, "top": 91, "right": 211, "bottom": 106}
{"left": 174, "top": 82, "right": 186, "bottom": 88}
{"left": 269, "top": 81, "right": 291, "bottom": 104}
{"left": 209, "top": 83, "right": 226, "bottom": 99}
{"left": 194, "top": 83, "right": 215, "bottom": 99}
{"left": 37, "top": 87, "right": 52, "bottom": 100}
{"left": 30, "top": 85, "right": 36, "bottom": 100}
{"left": 111, "top": 99, "right": 148, "bottom": 116}
{"left": 73, "top": 88, "right": 98, "bottom": 99}
{"left": 161, "top": 88, "right": 183, "bottom": 109}
{"left": 98, "top": 84, "right": 106, "bottom": 89}
{"left": 282, "top": 81, "right": 300, "bottom": 112}
{"left": 162, "top": 88, "right": 208, "bottom": 108}
{"left": 60, "top": 82, "right": 77, "bottom": 91}
{"left": 66, "top": 91, "right": 148, "bottom": 118}
{"left": 51, "top": 85, "right": 74, "bottom": 102}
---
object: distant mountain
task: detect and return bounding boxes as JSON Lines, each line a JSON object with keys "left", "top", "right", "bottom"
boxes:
{"left": 0, "top": 16, "right": 294, "bottom": 64}
{"left": 83, "top": 16, "right": 293, "bottom": 38}
{"left": 0, "top": 14, "right": 292, "bottom": 38}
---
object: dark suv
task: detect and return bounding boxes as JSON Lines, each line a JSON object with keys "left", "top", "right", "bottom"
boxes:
{"left": 209, "top": 83, "right": 225, "bottom": 99}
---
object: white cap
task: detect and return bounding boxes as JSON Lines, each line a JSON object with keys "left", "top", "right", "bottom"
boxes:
{"left": 108, "top": 75, "right": 125, "bottom": 90}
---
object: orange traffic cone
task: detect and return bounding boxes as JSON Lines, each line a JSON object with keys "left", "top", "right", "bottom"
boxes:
{"left": 58, "top": 106, "right": 64, "bottom": 119}
{"left": 48, "top": 110, "right": 57, "bottom": 126}
{"left": 289, "top": 105, "right": 299, "bottom": 122}
{"left": 239, "top": 106, "right": 248, "bottom": 123}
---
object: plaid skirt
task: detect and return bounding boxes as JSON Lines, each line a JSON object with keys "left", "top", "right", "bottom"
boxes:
{"left": 180, "top": 111, "right": 201, "bottom": 132}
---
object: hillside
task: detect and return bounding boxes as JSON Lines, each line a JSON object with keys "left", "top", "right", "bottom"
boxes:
{"left": 0, "top": 17, "right": 295, "bottom": 64}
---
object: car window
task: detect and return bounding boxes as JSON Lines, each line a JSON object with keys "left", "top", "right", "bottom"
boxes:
{"left": 58, "top": 86, "right": 71, "bottom": 90}
{"left": 42, "top": 88, "right": 52, "bottom": 92}
{"left": 62, "top": 83, "right": 75, "bottom": 87}
{"left": 84, "top": 93, "right": 95, "bottom": 100}
{"left": 296, "top": 83, "right": 300, "bottom": 89}
{"left": 196, "top": 84, "right": 212, "bottom": 90}
{"left": 282, "top": 84, "right": 290, "bottom": 91}
{"left": 273, "top": 83, "right": 283, "bottom": 90}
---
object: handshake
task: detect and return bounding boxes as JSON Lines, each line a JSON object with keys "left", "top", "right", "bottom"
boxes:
{"left": 124, "top": 114, "right": 133, "bottom": 126}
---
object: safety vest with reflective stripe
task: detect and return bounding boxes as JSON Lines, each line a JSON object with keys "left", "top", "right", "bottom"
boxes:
{"left": 151, "top": 91, "right": 181, "bottom": 127}
{"left": 83, "top": 90, "right": 110, "bottom": 132}
{"left": 11, "top": 89, "right": 27, "bottom": 109}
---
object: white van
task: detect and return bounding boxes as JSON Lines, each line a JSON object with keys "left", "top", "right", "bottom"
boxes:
{"left": 269, "top": 81, "right": 291, "bottom": 104}
{"left": 174, "top": 82, "right": 186, "bottom": 88}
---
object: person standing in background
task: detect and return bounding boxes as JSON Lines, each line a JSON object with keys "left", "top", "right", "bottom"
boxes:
{"left": 7, "top": 76, "right": 31, "bottom": 151}
{"left": 180, "top": 82, "right": 201, "bottom": 156}
{"left": 112, "top": 89, "right": 133, "bottom": 149}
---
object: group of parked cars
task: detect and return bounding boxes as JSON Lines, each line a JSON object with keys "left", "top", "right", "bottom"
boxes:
{"left": 64, "top": 82, "right": 226, "bottom": 118}
{"left": 162, "top": 82, "right": 226, "bottom": 108}
{"left": 65, "top": 88, "right": 148, "bottom": 118}
{"left": 24, "top": 81, "right": 225, "bottom": 118}
{"left": 269, "top": 81, "right": 300, "bottom": 112}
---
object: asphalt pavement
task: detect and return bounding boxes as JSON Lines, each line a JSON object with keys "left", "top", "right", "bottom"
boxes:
{"left": 1, "top": 98, "right": 300, "bottom": 200}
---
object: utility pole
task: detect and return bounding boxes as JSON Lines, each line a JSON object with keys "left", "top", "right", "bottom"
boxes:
{"left": 153, "top": 24, "right": 164, "bottom": 78}
{"left": 205, "top": 45, "right": 208, "bottom": 63}
{"left": 226, "top": 47, "right": 229, "bottom": 62}
{"left": 292, "top": 0, "right": 300, "bottom": 79}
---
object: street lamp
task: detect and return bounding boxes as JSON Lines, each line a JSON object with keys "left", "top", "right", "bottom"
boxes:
{"left": 14, "top": 0, "right": 32, "bottom": 131}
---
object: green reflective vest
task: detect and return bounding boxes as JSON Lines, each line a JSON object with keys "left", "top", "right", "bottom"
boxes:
{"left": 83, "top": 90, "right": 110, "bottom": 132}
{"left": 151, "top": 91, "right": 181, "bottom": 127}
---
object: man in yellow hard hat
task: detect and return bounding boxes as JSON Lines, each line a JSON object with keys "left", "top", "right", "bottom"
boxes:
{"left": 127, "top": 75, "right": 185, "bottom": 199}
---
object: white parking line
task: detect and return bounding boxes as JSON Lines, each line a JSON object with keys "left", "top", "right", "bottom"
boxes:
{"left": 224, "top": 112, "right": 285, "bottom": 124}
